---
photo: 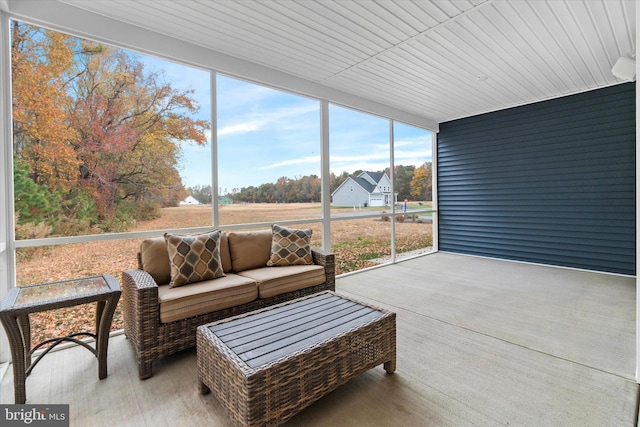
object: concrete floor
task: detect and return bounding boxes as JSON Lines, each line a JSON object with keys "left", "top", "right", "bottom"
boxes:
{"left": 1, "top": 253, "right": 637, "bottom": 426}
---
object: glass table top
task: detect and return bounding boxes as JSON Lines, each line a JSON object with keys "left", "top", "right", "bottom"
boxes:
{"left": 14, "top": 276, "right": 111, "bottom": 308}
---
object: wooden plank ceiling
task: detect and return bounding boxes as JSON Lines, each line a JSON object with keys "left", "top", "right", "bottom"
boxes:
{"left": 27, "top": 1, "right": 640, "bottom": 123}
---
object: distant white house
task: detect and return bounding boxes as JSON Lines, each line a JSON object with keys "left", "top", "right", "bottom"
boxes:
{"left": 179, "top": 195, "right": 200, "bottom": 205}
{"left": 331, "top": 171, "right": 395, "bottom": 207}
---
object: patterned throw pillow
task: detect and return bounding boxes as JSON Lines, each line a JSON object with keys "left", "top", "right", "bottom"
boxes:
{"left": 267, "top": 224, "right": 313, "bottom": 266}
{"left": 164, "top": 230, "right": 225, "bottom": 288}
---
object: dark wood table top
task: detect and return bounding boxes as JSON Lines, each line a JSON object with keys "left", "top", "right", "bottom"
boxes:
{"left": 207, "top": 292, "right": 386, "bottom": 368}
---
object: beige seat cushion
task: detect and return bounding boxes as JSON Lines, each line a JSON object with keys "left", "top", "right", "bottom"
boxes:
{"left": 140, "top": 233, "right": 233, "bottom": 285}
{"left": 157, "top": 274, "right": 257, "bottom": 323}
{"left": 227, "top": 230, "right": 272, "bottom": 273}
{"left": 237, "top": 265, "right": 326, "bottom": 299}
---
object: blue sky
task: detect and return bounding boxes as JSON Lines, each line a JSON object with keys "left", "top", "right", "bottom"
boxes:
{"left": 141, "top": 56, "right": 433, "bottom": 192}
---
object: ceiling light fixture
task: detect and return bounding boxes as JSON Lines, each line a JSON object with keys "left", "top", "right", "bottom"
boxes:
{"left": 612, "top": 56, "right": 636, "bottom": 81}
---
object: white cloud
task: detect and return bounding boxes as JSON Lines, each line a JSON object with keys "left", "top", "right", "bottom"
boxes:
{"left": 261, "top": 155, "right": 321, "bottom": 169}
{"left": 394, "top": 148, "right": 433, "bottom": 163}
{"left": 393, "top": 137, "right": 430, "bottom": 148}
{"left": 328, "top": 147, "right": 432, "bottom": 175}
{"left": 217, "top": 104, "right": 318, "bottom": 137}
{"left": 217, "top": 122, "right": 261, "bottom": 136}
{"left": 332, "top": 153, "right": 388, "bottom": 163}
{"left": 330, "top": 153, "right": 388, "bottom": 174}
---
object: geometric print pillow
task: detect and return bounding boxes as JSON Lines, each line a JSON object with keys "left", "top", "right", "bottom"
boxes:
{"left": 266, "top": 224, "right": 313, "bottom": 267}
{"left": 164, "top": 230, "right": 225, "bottom": 288}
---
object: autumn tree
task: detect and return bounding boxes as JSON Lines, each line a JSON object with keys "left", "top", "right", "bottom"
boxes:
{"left": 68, "top": 44, "right": 207, "bottom": 216}
{"left": 274, "top": 176, "right": 290, "bottom": 203}
{"left": 257, "top": 183, "right": 276, "bottom": 203}
{"left": 410, "top": 162, "right": 433, "bottom": 201}
{"left": 302, "top": 175, "right": 321, "bottom": 202}
{"left": 11, "top": 21, "right": 209, "bottom": 234}
{"left": 394, "top": 164, "right": 415, "bottom": 200}
{"left": 11, "top": 23, "right": 79, "bottom": 193}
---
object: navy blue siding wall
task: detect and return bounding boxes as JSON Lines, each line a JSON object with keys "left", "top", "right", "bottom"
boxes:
{"left": 437, "top": 83, "right": 635, "bottom": 275}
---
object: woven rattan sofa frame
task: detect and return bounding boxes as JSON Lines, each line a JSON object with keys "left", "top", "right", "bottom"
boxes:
{"left": 122, "top": 249, "right": 335, "bottom": 379}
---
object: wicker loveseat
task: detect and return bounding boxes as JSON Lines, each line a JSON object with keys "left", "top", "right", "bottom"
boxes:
{"left": 122, "top": 228, "right": 335, "bottom": 379}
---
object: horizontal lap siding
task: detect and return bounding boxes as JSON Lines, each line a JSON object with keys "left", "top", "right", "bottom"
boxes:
{"left": 437, "top": 83, "right": 636, "bottom": 275}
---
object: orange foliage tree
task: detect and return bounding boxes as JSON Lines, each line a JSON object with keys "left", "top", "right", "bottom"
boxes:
{"left": 11, "top": 21, "right": 210, "bottom": 234}
{"left": 11, "top": 23, "right": 79, "bottom": 193}
{"left": 410, "top": 162, "right": 433, "bottom": 201}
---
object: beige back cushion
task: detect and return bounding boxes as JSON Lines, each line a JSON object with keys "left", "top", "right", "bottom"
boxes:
{"left": 140, "top": 233, "right": 233, "bottom": 284}
{"left": 219, "top": 233, "right": 232, "bottom": 274}
{"left": 139, "top": 237, "right": 171, "bottom": 285}
{"left": 227, "top": 230, "right": 272, "bottom": 272}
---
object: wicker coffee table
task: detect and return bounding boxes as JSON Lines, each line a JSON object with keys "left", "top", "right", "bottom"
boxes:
{"left": 197, "top": 291, "right": 396, "bottom": 427}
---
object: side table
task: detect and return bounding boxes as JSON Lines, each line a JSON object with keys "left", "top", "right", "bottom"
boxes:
{"left": 0, "top": 274, "right": 121, "bottom": 404}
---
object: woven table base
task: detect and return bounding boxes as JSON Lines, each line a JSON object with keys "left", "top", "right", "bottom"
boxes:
{"left": 197, "top": 291, "right": 396, "bottom": 426}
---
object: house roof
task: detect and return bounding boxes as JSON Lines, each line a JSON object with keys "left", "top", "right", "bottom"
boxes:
{"left": 353, "top": 176, "right": 377, "bottom": 194}
{"left": 361, "top": 171, "right": 386, "bottom": 186}
{"left": 4, "top": 1, "right": 634, "bottom": 127}
{"left": 180, "top": 195, "right": 199, "bottom": 204}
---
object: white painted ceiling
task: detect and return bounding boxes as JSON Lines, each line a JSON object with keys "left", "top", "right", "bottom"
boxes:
{"left": 6, "top": 0, "right": 637, "bottom": 125}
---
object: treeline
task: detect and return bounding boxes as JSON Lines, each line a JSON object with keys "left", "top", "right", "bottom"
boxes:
{"left": 12, "top": 22, "right": 207, "bottom": 237}
{"left": 229, "top": 175, "right": 322, "bottom": 204}
{"left": 189, "top": 163, "right": 432, "bottom": 205}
